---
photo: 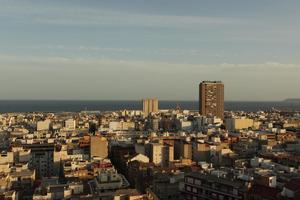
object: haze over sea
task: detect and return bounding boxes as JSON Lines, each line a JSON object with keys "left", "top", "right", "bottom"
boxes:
{"left": 0, "top": 100, "right": 300, "bottom": 113}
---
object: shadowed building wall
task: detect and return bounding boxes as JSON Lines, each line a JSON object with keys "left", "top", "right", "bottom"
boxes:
{"left": 199, "top": 81, "right": 224, "bottom": 119}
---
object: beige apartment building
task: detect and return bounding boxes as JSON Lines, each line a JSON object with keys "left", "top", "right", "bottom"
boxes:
{"left": 142, "top": 98, "right": 158, "bottom": 117}
{"left": 225, "top": 117, "right": 254, "bottom": 131}
{"left": 90, "top": 136, "right": 108, "bottom": 159}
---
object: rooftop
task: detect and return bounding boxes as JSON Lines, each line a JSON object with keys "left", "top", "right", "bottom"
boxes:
{"left": 186, "top": 172, "right": 248, "bottom": 188}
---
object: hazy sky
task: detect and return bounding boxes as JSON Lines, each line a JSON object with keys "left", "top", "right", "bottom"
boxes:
{"left": 1, "top": 0, "right": 300, "bottom": 101}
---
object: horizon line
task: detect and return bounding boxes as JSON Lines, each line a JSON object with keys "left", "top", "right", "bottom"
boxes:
{"left": 0, "top": 99, "right": 292, "bottom": 102}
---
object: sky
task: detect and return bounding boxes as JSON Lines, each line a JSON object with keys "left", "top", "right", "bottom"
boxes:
{"left": 0, "top": 0, "right": 300, "bottom": 101}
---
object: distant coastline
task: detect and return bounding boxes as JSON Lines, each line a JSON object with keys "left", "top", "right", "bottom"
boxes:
{"left": 284, "top": 98, "right": 300, "bottom": 102}
{"left": 0, "top": 100, "right": 300, "bottom": 113}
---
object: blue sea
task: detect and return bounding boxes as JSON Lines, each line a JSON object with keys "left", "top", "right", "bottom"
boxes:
{"left": 0, "top": 100, "right": 300, "bottom": 113}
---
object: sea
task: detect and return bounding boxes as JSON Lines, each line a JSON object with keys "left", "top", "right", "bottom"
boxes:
{"left": 0, "top": 100, "right": 300, "bottom": 113}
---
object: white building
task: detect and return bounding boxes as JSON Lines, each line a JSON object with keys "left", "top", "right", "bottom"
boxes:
{"left": 65, "top": 119, "right": 76, "bottom": 131}
{"left": 109, "top": 121, "right": 135, "bottom": 131}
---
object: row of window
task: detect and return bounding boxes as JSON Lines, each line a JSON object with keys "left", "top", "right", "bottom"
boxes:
{"left": 185, "top": 192, "right": 240, "bottom": 200}
{"left": 185, "top": 177, "right": 202, "bottom": 185}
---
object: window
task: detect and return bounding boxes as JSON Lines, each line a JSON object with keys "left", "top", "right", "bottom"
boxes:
{"left": 233, "top": 189, "right": 238, "bottom": 195}
{"left": 192, "top": 187, "right": 197, "bottom": 194}
{"left": 195, "top": 179, "right": 201, "bottom": 185}
{"left": 186, "top": 186, "right": 191, "bottom": 192}
{"left": 187, "top": 177, "right": 194, "bottom": 184}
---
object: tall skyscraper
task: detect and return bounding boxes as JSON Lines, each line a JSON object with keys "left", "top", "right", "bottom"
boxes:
{"left": 199, "top": 81, "right": 224, "bottom": 119}
{"left": 142, "top": 98, "right": 158, "bottom": 117}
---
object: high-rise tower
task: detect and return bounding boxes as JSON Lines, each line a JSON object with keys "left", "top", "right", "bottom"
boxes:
{"left": 199, "top": 81, "right": 224, "bottom": 119}
{"left": 142, "top": 98, "right": 158, "bottom": 117}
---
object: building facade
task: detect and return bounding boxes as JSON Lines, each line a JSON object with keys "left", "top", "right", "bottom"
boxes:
{"left": 90, "top": 135, "right": 108, "bottom": 159}
{"left": 143, "top": 98, "right": 159, "bottom": 117}
{"left": 199, "top": 81, "right": 224, "bottom": 119}
{"left": 23, "top": 143, "right": 55, "bottom": 179}
{"left": 183, "top": 172, "right": 250, "bottom": 200}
